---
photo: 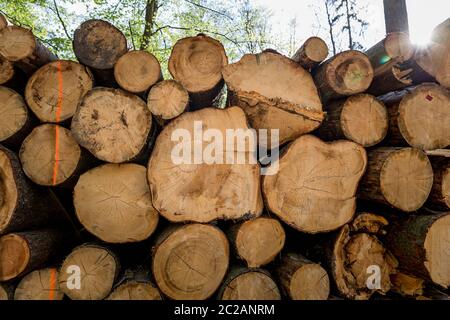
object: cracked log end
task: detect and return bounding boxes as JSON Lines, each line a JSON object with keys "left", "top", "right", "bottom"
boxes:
{"left": 74, "top": 163, "right": 159, "bottom": 243}
{"left": 0, "top": 26, "right": 35, "bottom": 62}
{"left": 0, "top": 87, "right": 28, "bottom": 142}
{"left": 147, "top": 80, "right": 189, "bottom": 121}
{"left": 14, "top": 268, "right": 64, "bottom": 300}
{"left": 152, "top": 224, "right": 229, "bottom": 300}
{"left": 107, "top": 281, "right": 162, "bottom": 300}
{"left": 0, "top": 233, "right": 30, "bottom": 281}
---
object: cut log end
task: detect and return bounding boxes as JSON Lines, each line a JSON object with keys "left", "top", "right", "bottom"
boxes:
{"left": 384, "top": 32, "right": 414, "bottom": 62}
{"left": 14, "top": 268, "right": 64, "bottom": 300}
{"left": 0, "top": 57, "right": 14, "bottom": 85}
{"left": 290, "top": 264, "right": 330, "bottom": 300}
{"left": 59, "top": 245, "right": 118, "bottom": 300}
{"left": 153, "top": 224, "right": 229, "bottom": 300}
{"left": 19, "top": 124, "right": 81, "bottom": 186}
{"left": 0, "top": 26, "right": 35, "bottom": 62}
{"left": 114, "top": 51, "right": 162, "bottom": 93}
{"left": 107, "top": 281, "right": 162, "bottom": 300}
{"left": 73, "top": 19, "right": 127, "bottom": 70}
{"left": 292, "top": 37, "right": 328, "bottom": 70}
{"left": 71, "top": 88, "right": 152, "bottom": 163}
{"left": 235, "top": 217, "right": 285, "bottom": 268}
{"left": 25, "top": 60, "right": 94, "bottom": 123}
{"left": 74, "top": 164, "right": 159, "bottom": 243}
{"left": 0, "top": 234, "right": 30, "bottom": 281}
{"left": 0, "top": 285, "right": 8, "bottom": 300}
{"left": 0, "top": 13, "right": 7, "bottom": 30}
{"left": 0, "top": 150, "right": 18, "bottom": 233}
{"left": 147, "top": 80, "right": 189, "bottom": 120}
{"left": 220, "top": 270, "right": 281, "bottom": 300}
{"left": 0, "top": 86, "right": 28, "bottom": 142}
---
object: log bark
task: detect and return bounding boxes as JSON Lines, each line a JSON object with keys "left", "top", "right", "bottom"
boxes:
{"left": 379, "top": 83, "right": 450, "bottom": 150}
{"left": 25, "top": 60, "right": 94, "bottom": 123}
{"left": 384, "top": 212, "right": 450, "bottom": 288}
{"left": 228, "top": 216, "right": 285, "bottom": 268}
{"left": 358, "top": 147, "right": 433, "bottom": 212}
{"left": 0, "top": 86, "right": 37, "bottom": 150}
{"left": 0, "top": 26, "right": 57, "bottom": 75}
{"left": 107, "top": 267, "right": 161, "bottom": 300}
{"left": 0, "top": 13, "right": 7, "bottom": 30}
{"left": 224, "top": 51, "right": 324, "bottom": 149}
{"left": 71, "top": 87, "right": 153, "bottom": 163}
{"left": 148, "top": 107, "right": 263, "bottom": 223}
{"left": 168, "top": 34, "right": 228, "bottom": 110}
{"left": 74, "top": 163, "right": 159, "bottom": 243}
{"left": 0, "top": 146, "right": 68, "bottom": 234}
{"left": 426, "top": 153, "right": 449, "bottom": 210}
{"left": 58, "top": 243, "right": 120, "bottom": 300}
{"left": 14, "top": 267, "right": 64, "bottom": 300}
{"left": 19, "top": 124, "right": 95, "bottom": 187}
{"left": 152, "top": 224, "right": 229, "bottom": 300}
{"left": 316, "top": 94, "right": 388, "bottom": 147}
{"left": 291, "top": 37, "right": 328, "bottom": 71}
{"left": 0, "top": 56, "right": 14, "bottom": 85}
{"left": 383, "top": 0, "right": 409, "bottom": 34}
{"left": 114, "top": 50, "right": 162, "bottom": 94}
{"left": 147, "top": 79, "right": 189, "bottom": 124}
{"left": 217, "top": 266, "right": 281, "bottom": 300}
{"left": 0, "top": 228, "right": 72, "bottom": 281}
{"left": 313, "top": 50, "right": 373, "bottom": 103}
{"left": 263, "top": 135, "right": 367, "bottom": 233}
{"left": 275, "top": 253, "right": 330, "bottom": 300}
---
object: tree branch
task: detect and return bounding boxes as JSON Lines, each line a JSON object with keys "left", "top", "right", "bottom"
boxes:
{"left": 53, "top": 0, "right": 72, "bottom": 41}
{"left": 183, "top": 0, "right": 233, "bottom": 20}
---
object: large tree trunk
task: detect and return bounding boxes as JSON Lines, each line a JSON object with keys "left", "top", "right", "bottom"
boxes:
{"left": 0, "top": 26, "right": 57, "bottom": 75}
{"left": 378, "top": 83, "right": 450, "bottom": 150}
{"left": 275, "top": 253, "right": 330, "bottom": 300}
{"left": 24, "top": 60, "right": 94, "bottom": 123}
{"left": 313, "top": 50, "right": 373, "bottom": 103}
{"left": 114, "top": 50, "right": 162, "bottom": 95}
{"left": 217, "top": 266, "right": 281, "bottom": 300}
{"left": 73, "top": 163, "right": 159, "bottom": 243}
{"left": 147, "top": 80, "right": 189, "bottom": 124}
{"left": 358, "top": 147, "right": 433, "bottom": 212}
{"left": 228, "top": 216, "right": 285, "bottom": 268}
{"left": 291, "top": 36, "right": 328, "bottom": 71}
{"left": 315, "top": 94, "right": 388, "bottom": 147}
{"left": 223, "top": 51, "right": 324, "bottom": 149}
{"left": 14, "top": 267, "right": 64, "bottom": 300}
{"left": 19, "top": 124, "right": 95, "bottom": 187}
{"left": 425, "top": 151, "right": 449, "bottom": 210}
{"left": 71, "top": 87, "right": 153, "bottom": 163}
{"left": 148, "top": 107, "right": 263, "bottom": 223}
{"left": 383, "top": 0, "right": 409, "bottom": 34}
{"left": 0, "top": 229, "right": 73, "bottom": 281}
{"left": 384, "top": 212, "right": 450, "bottom": 288}
{"left": 152, "top": 224, "right": 229, "bottom": 300}
{"left": 0, "top": 146, "right": 68, "bottom": 234}
{"left": 263, "top": 135, "right": 367, "bottom": 233}
{"left": 168, "top": 34, "right": 228, "bottom": 110}
{"left": 58, "top": 243, "right": 120, "bottom": 300}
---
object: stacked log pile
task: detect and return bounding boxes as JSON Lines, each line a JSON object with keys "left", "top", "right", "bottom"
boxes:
{"left": 0, "top": 15, "right": 449, "bottom": 300}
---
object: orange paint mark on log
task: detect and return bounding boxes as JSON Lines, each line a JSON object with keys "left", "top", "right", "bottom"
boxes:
{"left": 52, "top": 61, "right": 63, "bottom": 186}
{"left": 49, "top": 268, "right": 57, "bottom": 301}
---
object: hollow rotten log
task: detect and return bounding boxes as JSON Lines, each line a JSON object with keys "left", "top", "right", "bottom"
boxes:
{"left": 152, "top": 224, "right": 229, "bottom": 300}
{"left": 291, "top": 36, "right": 328, "bottom": 71}
{"left": 358, "top": 147, "right": 433, "bottom": 212}
{"left": 14, "top": 267, "right": 64, "bottom": 300}
{"left": 263, "top": 135, "right": 367, "bottom": 233}
{"left": 223, "top": 51, "right": 324, "bottom": 148}
{"left": 276, "top": 253, "right": 330, "bottom": 300}
{"left": 169, "top": 34, "right": 228, "bottom": 110}
{"left": 316, "top": 94, "right": 388, "bottom": 147}
{"left": 147, "top": 80, "right": 189, "bottom": 124}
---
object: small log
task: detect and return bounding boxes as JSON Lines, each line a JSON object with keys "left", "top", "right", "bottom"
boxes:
{"left": 276, "top": 253, "right": 330, "bottom": 300}
{"left": 148, "top": 107, "right": 263, "bottom": 223}
{"left": 313, "top": 50, "right": 373, "bottom": 102}
{"left": 426, "top": 153, "right": 449, "bottom": 210}
{"left": 217, "top": 267, "right": 281, "bottom": 300}
{"left": 147, "top": 80, "right": 189, "bottom": 124}
{"left": 0, "top": 229, "right": 71, "bottom": 281}
{"left": 385, "top": 212, "right": 450, "bottom": 288}
{"left": 58, "top": 244, "right": 120, "bottom": 300}
{"left": 0, "top": 57, "right": 27, "bottom": 94}
{"left": 390, "top": 272, "right": 424, "bottom": 297}
{"left": 0, "top": 86, "right": 37, "bottom": 149}
{"left": 379, "top": 83, "right": 450, "bottom": 150}
{"left": 25, "top": 60, "right": 94, "bottom": 123}
{"left": 114, "top": 50, "right": 162, "bottom": 94}
{"left": 223, "top": 51, "right": 324, "bottom": 148}
{"left": 169, "top": 34, "right": 228, "bottom": 110}
{"left": 263, "top": 135, "right": 367, "bottom": 233}
{"left": 358, "top": 147, "right": 434, "bottom": 212}
{"left": 74, "top": 163, "right": 159, "bottom": 243}
{"left": 0, "top": 56, "right": 14, "bottom": 85}
{"left": 291, "top": 37, "right": 328, "bottom": 71}
{"left": 152, "top": 224, "right": 229, "bottom": 300}
{"left": 107, "top": 267, "right": 161, "bottom": 300}
{"left": 0, "top": 26, "right": 57, "bottom": 74}
{"left": 14, "top": 267, "right": 64, "bottom": 300}
{"left": 19, "top": 124, "right": 93, "bottom": 187}
{"left": 0, "top": 282, "right": 15, "bottom": 300}
{"left": 228, "top": 216, "right": 285, "bottom": 268}
{"left": 71, "top": 87, "right": 153, "bottom": 163}
{"left": 316, "top": 94, "right": 388, "bottom": 147}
